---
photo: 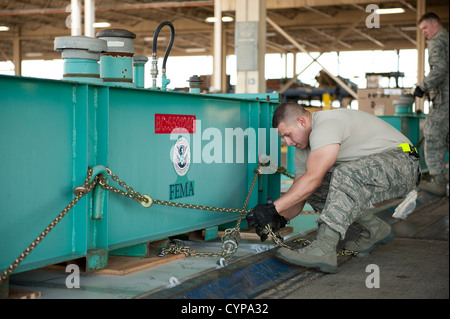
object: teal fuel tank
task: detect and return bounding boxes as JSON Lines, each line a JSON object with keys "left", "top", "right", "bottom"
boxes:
{"left": 0, "top": 73, "right": 280, "bottom": 290}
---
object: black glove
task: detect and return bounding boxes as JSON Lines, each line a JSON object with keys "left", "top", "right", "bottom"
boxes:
{"left": 254, "top": 213, "right": 288, "bottom": 242}
{"left": 414, "top": 86, "right": 424, "bottom": 98}
{"left": 246, "top": 203, "right": 278, "bottom": 229}
{"left": 271, "top": 213, "right": 288, "bottom": 232}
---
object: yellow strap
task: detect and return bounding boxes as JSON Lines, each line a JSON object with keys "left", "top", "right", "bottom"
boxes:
{"left": 398, "top": 143, "right": 411, "bottom": 152}
{"left": 398, "top": 143, "right": 417, "bottom": 153}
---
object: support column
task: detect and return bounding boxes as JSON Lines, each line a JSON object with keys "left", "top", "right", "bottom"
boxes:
{"left": 84, "top": 0, "right": 95, "bottom": 37}
{"left": 293, "top": 53, "right": 297, "bottom": 79}
{"left": 71, "top": 0, "right": 82, "bottom": 36}
{"left": 221, "top": 30, "right": 228, "bottom": 92}
{"left": 416, "top": 0, "right": 426, "bottom": 112}
{"left": 284, "top": 53, "right": 288, "bottom": 78}
{"left": 235, "top": 0, "right": 266, "bottom": 94}
{"left": 13, "top": 31, "right": 21, "bottom": 76}
{"left": 213, "top": 0, "right": 226, "bottom": 93}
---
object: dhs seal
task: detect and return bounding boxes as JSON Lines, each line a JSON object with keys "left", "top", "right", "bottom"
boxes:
{"left": 172, "top": 137, "right": 191, "bottom": 176}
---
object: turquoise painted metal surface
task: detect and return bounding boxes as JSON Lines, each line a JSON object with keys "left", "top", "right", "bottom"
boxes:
{"left": 100, "top": 55, "right": 135, "bottom": 87}
{"left": 1, "top": 75, "right": 91, "bottom": 274}
{"left": 63, "top": 58, "right": 103, "bottom": 84}
{"left": 380, "top": 114, "right": 427, "bottom": 171}
{"left": 0, "top": 74, "right": 280, "bottom": 277}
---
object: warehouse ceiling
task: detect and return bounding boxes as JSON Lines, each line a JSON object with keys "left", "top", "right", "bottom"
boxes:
{"left": 0, "top": 0, "right": 448, "bottom": 62}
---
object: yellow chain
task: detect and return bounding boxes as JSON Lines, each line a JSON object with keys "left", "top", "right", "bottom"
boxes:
{"left": 0, "top": 168, "right": 97, "bottom": 285}
{"left": 99, "top": 165, "right": 329, "bottom": 258}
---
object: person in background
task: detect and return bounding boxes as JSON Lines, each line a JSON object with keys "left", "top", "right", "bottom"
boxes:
{"left": 414, "top": 12, "right": 449, "bottom": 197}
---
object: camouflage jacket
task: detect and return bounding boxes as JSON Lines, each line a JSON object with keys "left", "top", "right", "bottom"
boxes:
{"left": 419, "top": 28, "right": 449, "bottom": 104}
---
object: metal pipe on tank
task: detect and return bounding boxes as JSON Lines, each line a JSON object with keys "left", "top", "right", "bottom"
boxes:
{"left": 133, "top": 55, "right": 149, "bottom": 88}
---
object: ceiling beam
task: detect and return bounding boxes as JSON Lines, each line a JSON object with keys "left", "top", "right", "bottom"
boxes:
{"left": 0, "top": 1, "right": 214, "bottom": 16}
{"left": 221, "top": 0, "right": 399, "bottom": 10}
{"left": 310, "top": 28, "right": 352, "bottom": 49}
{"left": 303, "top": 5, "right": 334, "bottom": 19}
{"left": 352, "top": 28, "right": 385, "bottom": 48}
{"left": 267, "top": 16, "right": 358, "bottom": 99}
{"left": 388, "top": 25, "right": 417, "bottom": 46}
{"left": 325, "top": 12, "right": 367, "bottom": 49}
{"left": 0, "top": 46, "right": 12, "bottom": 62}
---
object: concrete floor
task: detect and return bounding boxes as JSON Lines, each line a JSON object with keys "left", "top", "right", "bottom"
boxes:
{"left": 280, "top": 238, "right": 448, "bottom": 299}
{"left": 259, "top": 196, "right": 449, "bottom": 299}
{"left": 135, "top": 190, "right": 448, "bottom": 300}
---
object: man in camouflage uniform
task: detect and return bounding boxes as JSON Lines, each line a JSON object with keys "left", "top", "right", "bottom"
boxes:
{"left": 246, "top": 103, "right": 421, "bottom": 273}
{"left": 414, "top": 12, "right": 449, "bottom": 197}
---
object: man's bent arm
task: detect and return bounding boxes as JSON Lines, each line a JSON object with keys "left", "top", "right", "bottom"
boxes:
{"left": 278, "top": 174, "right": 306, "bottom": 220}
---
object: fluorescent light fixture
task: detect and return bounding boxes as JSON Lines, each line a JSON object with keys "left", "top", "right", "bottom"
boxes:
{"left": 144, "top": 36, "right": 167, "bottom": 42}
{"left": 0, "top": 26, "right": 10, "bottom": 31}
{"left": 93, "top": 22, "right": 111, "bottom": 28}
{"left": 375, "top": 8, "right": 405, "bottom": 14}
{"left": 25, "top": 52, "right": 43, "bottom": 57}
{"left": 222, "top": 16, "right": 234, "bottom": 22}
{"left": 185, "top": 48, "right": 206, "bottom": 53}
{"left": 205, "top": 16, "right": 234, "bottom": 23}
{"left": 401, "top": 26, "right": 417, "bottom": 31}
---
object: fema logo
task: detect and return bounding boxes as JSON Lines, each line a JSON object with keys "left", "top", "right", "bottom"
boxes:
{"left": 172, "top": 137, "right": 191, "bottom": 176}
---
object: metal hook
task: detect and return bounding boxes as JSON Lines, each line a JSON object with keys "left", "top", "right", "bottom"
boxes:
{"left": 168, "top": 276, "right": 180, "bottom": 288}
{"left": 216, "top": 257, "right": 228, "bottom": 268}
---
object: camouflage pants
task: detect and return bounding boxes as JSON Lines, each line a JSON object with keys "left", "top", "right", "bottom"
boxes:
{"left": 424, "top": 102, "right": 449, "bottom": 175}
{"left": 307, "top": 148, "right": 421, "bottom": 239}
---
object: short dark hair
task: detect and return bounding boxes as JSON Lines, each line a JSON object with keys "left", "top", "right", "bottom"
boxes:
{"left": 418, "top": 12, "right": 442, "bottom": 25}
{"left": 272, "top": 102, "right": 309, "bottom": 128}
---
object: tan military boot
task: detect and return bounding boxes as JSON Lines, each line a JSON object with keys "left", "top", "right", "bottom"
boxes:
{"left": 419, "top": 174, "right": 448, "bottom": 197}
{"left": 344, "top": 214, "right": 395, "bottom": 256}
{"left": 275, "top": 223, "right": 340, "bottom": 273}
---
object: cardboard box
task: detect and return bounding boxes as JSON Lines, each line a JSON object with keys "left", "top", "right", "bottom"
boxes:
{"left": 357, "top": 88, "right": 403, "bottom": 116}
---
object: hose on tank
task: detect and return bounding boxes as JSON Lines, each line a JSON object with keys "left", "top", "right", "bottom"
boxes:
{"left": 152, "top": 21, "right": 175, "bottom": 85}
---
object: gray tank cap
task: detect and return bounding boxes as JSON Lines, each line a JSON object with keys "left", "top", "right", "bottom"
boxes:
{"left": 393, "top": 95, "right": 414, "bottom": 106}
{"left": 96, "top": 29, "right": 136, "bottom": 39}
{"left": 133, "top": 55, "right": 149, "bottom": 63}
{"left": 54, "top": 35, "right": 107, "bottom": 53}
{"left": 188, "top": 75, "right": 203, "bottom": 88}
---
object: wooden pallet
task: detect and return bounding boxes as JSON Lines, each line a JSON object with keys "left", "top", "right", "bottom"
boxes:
{"left": 94, "top": 253, "right": 187, "bottom": 276}
{"left": 218, "top": 226, "right": 293, "bottom": 240}
{"left": 4, "top": 289, "right": 41, "bottom": 299}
